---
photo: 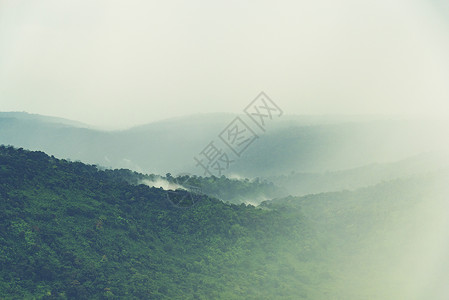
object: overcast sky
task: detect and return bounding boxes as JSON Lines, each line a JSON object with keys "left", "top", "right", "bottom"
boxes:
{"left": 1, "top": 0, "right": 449, "bottom": 129}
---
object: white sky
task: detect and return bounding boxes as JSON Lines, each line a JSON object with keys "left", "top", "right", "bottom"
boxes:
{"left": 1, "top": 0, "right": 449, "bottom": 129}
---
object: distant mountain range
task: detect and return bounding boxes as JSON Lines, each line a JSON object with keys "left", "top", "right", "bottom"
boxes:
{"left": 1, "top": 111, "right": 447, "bottom": 179}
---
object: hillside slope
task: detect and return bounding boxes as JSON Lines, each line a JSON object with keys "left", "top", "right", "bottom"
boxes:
{"left": 0, "top": 146, "right": 307, "bottom": 299}
{"left": 262, "top": 170, "right": 449, "bottom": 300}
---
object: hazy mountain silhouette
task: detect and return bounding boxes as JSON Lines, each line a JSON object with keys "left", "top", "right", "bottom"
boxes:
{"left": 1, "top": 112, "right": 446, "bottom": 179}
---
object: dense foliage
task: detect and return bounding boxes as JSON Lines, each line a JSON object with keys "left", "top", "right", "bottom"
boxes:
{"left": 0, "top": 146, "right": 307, "bottom": 299}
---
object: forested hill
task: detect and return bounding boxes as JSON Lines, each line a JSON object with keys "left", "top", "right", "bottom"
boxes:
{"left": 0, "top": 146, "right": 306, "bottom": 299}
{"left": 1, "top": 145, "right": 448, "bottom": 299}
